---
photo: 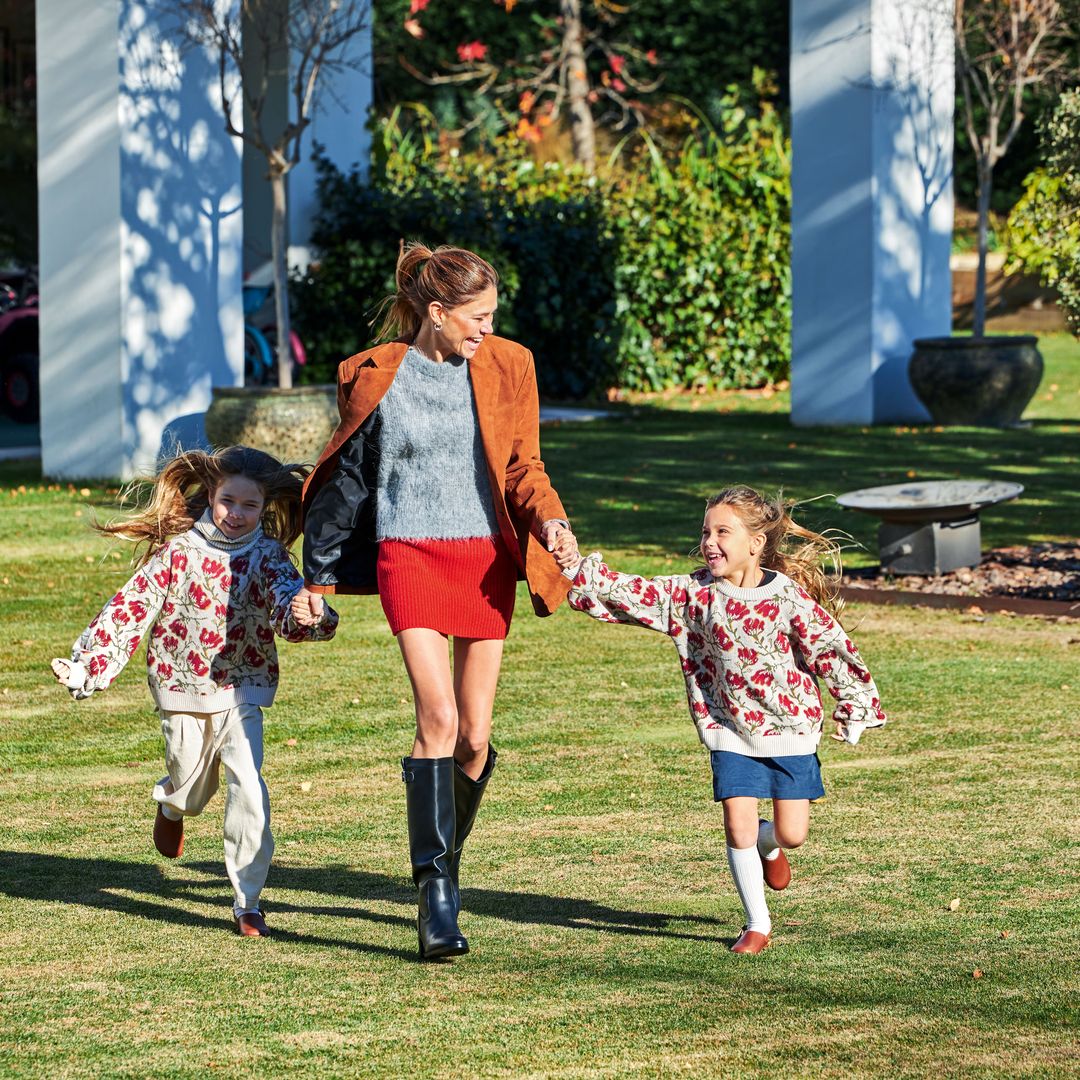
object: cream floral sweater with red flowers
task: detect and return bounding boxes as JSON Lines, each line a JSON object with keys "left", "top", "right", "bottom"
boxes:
{"left": 567, "top": 554, "right": 886, "bottom": 757}
{"left": 67, "top": 525, "right": 337, "bottom": 712}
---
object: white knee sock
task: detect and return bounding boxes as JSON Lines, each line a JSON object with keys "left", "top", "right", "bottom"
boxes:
{"left": 160, "top": 804, "right": 183, "bottom": 822}
{"left": 757, "top": 819, "right": 781, "bottom": 861}
{"left": 727, "top": 844, "right": 771, "bottom": 934}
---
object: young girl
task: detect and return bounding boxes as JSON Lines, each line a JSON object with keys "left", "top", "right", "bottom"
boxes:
{"left": 554, "top": 485, "right": 885, "bottom": 954}
{"left": 50, "top": 446, "right": 338, "bottom": 938}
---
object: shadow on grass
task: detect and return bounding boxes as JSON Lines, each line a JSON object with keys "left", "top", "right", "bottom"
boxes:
{"left": 0, "top": 851, "right": 722, "bottom": 952}
{"left": 540, "top": 409, "right": 1080, "bottom": 560}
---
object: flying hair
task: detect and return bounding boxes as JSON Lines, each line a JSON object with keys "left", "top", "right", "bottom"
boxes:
{"left": 94, "top": 446, "right": 310, "bottom": 566}
{"left": 705, "top": 485, "right": 846, "bottom": 618}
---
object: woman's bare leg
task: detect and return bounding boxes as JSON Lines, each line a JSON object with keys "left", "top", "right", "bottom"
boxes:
{"left": 452, "top": 637, "right": 504, "bottom": 779}
{"left": 396, "top": 628, "right": 458, "bottom": 758}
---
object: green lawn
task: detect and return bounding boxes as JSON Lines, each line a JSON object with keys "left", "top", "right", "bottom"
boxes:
{"left": 0, "top": 335, "right": 1077, "bottom": 1078}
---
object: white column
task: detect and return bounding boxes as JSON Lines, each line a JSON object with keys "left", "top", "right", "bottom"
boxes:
{"left": 37, "top": 0, "right": 244, "bottom": 480}
{"left": 790, "top": 0, "right": 953, "bottom": 425}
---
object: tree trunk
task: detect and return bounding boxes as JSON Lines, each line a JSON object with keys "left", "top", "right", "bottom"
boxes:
{"left": 269, "top": 167, "right": 293, "bottom": 389}
{"left": 560, "top": 0, "right": 596, "bottom": 173}
{"left": 973, "top": 160, "right": 993, "bottom": 339}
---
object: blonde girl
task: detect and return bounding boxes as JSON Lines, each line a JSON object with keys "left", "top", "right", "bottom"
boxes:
{"left": 51, "top": 446, "right": 338, "bottom": 937}
{"left": 555, "top": 485, "right": 885, "bottom": 954}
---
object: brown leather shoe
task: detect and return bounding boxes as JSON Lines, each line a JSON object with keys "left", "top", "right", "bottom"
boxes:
{"left": 153, "top": 806, "right": 184, "bottom": 859}
{"left": 731, "top": 927, "right": 771, "bottom": 954}
{"left": 761, "top": 847, "right": 791, "bottom": 891}
{"left": 234, "top": 910, "right": 270, "bottom": 938}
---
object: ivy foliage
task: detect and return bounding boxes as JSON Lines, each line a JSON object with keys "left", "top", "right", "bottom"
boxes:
{"left": 292, "top": 77, "right": 790, "bottom": 397}
{"left": 1008, "top": 90, "right": 1080, "bottom": 336}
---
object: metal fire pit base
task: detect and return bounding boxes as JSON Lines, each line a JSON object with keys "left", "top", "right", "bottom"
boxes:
{"left": 879, "top": 516, "right": 981, "bottom": 575}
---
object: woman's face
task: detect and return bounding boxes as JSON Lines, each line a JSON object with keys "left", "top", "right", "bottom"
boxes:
{"left": 210, "top": 474, "right": 265, "bottom": 537}
{"left": 432, "top": 286, "right": 498, "bottom": 359}
{"left": 700, "top": 503, "right": 763, "bottom": 582}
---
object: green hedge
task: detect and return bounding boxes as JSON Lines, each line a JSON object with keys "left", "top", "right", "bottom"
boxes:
{"left": 293, "top": 80, "right": 790, "bottom": 396}
{"left": 1008, "top": 90, "right": 1080, "bottom": 337}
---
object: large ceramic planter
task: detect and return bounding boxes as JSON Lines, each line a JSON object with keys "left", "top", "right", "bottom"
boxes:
{"left": 204, "top": 385, "right": 338, "bottom": 464}
{"left": 908, "top": 335, "right": 1043, "bottom": 427}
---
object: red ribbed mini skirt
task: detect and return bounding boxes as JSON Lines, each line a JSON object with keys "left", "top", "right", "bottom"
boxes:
{"left": 376, "top": 536, "right": 518, "bottom": 639}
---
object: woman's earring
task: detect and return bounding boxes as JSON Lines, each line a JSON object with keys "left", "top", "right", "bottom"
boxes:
{"left": 433, "top": 321, "right": 443, "bottom": 332}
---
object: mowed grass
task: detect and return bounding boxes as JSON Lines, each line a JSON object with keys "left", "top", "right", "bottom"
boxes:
{"left": 0, "top": 334, "right": 1078, "bottom": 1078}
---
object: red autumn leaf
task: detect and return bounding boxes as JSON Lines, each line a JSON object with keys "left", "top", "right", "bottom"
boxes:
{"left": 457, "top": 40, "right": 488, "bottom": 62}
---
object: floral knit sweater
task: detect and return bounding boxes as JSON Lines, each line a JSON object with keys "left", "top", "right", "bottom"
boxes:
{"left": 567, "top": 554, "right": 886, "bottom": 757}
{"left": 66, "top": 524, "right": 338, "bottom": 711}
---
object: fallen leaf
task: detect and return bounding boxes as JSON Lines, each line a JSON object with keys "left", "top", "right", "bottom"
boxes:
{"left": 948, "top": 898, "right": 961, "bottom": 911}
{"left": 964, "top": 605, "right": 983, "bottom": 615}
{"left": 351, "top": 697, "right": 360, "bottom": 705}
{"left": 299, "top": 781, "right": 312, "bottom": 793}
{"left": 1000, "top": 930, "right": 1010, "bottom": 939}
{"left": 285, "top": 737, "right": 297, "bottom": 747}
{"left": 972, "top": 969, "right": 984, "bottom": 979}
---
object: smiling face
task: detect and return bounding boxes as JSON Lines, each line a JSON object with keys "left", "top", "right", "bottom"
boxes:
{"left": 210, "top": 474, "right": 265, "bottom": 538}
{"left": 430, "top": 286, "right": 498, "bottom": 359}
{"left": 700, "top": 503, "right": 765, "bottom": 583}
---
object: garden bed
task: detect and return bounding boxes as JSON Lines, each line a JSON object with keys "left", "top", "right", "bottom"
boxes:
{"left": 843, "top": 542, "right": 1080, "bottom": 617}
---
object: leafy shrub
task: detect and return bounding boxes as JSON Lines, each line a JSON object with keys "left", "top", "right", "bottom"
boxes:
{"left": 293, "top": 78, "right": 790, "bottom": 395}
{"left": 1008, "top": 90, "right": 1080, "bottom": 336}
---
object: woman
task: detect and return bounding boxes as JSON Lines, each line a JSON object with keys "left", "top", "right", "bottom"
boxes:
{"left": 293, "top": 243, "right": 576, "bottom": 959}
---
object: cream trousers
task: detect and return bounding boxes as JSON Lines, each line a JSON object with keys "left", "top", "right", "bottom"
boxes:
{"left": 153, "top": 702, "right": 274, "bottom": 911}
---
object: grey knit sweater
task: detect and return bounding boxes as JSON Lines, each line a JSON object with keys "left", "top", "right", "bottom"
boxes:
{"left": 375, "top": 346, "right": 500, "bottom": 541}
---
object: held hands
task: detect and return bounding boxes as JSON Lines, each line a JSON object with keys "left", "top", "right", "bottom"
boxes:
{"left": 290, "top": 587, "right": 325, "bottom": 627}
{"left": 540, "top": 519, "right": 581, "bottom": 572}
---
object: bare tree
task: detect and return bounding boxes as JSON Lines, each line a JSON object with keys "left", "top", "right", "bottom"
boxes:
{"left": 178, "top": 0, "right": 371, "bottom": 387}
{"left": 954, "top": 0, "right": 1073, "bottom": 337}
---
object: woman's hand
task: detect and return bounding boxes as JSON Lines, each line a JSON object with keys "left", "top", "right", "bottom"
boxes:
{"left": 50, "top": 658, "right": 72, "bottom": 684}
{"left": 291, "top": 587, "right": 325, "bottom": 627}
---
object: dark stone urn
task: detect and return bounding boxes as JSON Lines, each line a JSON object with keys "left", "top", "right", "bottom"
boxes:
{"left": 908, "top": 335, "right": 1043, "bottom": 427}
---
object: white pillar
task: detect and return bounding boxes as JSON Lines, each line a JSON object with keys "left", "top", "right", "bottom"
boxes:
{"left": 36, "top": 0, "right": 244, "bottom": 480}
{"left": 790, "top": 0, "right": 953, "bottom": 425}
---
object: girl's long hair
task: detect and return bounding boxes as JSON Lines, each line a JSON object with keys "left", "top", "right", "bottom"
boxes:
{"left": 373, "top": 241, "right": 499, "bottom": 341}
{"left": 96, "top": 446, "right": 310, "bottom": 566}
{"left": 705, "top": 486, "right": 845, "bottom": 617}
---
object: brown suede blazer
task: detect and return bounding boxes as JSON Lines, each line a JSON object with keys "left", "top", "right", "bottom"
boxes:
{"left": 301, "top": 334, "right": 571, "bottom": 616}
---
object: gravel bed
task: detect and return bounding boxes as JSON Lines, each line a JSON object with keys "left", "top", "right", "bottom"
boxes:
{"left": 843, "top": 542, "right": 1080, "bottom": 603}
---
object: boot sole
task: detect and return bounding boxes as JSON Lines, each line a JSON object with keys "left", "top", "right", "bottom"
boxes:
{"left": 418, "top": 930, "right": 469, "bottom": 960}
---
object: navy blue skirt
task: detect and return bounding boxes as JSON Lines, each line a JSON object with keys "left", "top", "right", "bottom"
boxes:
{"left": 710, "top": 750, "right": 825, "bottom": 802}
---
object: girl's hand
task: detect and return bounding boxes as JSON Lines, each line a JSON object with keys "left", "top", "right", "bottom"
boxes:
{"left": 831, "top": 719, "right": 870, "bottom": 745}
{"left": 551, "top": 531, "right": 581, "bottom": 570}
{"left": 291, "top": 587, "right": 325, "bottom": 627}
{"left": 51, "top": 657, "right": 87, "bottom": 692}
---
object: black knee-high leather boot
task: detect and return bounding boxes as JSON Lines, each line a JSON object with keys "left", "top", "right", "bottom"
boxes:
{"left": 402, "top": 756, "right": 468, "bottom": 959}
{"left": 451, "top": 746, "right": 497, "bottom": 910}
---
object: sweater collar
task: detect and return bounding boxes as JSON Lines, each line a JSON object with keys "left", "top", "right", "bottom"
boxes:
{"left": 192, "top": 508, "right": 263, "bottom": 552}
